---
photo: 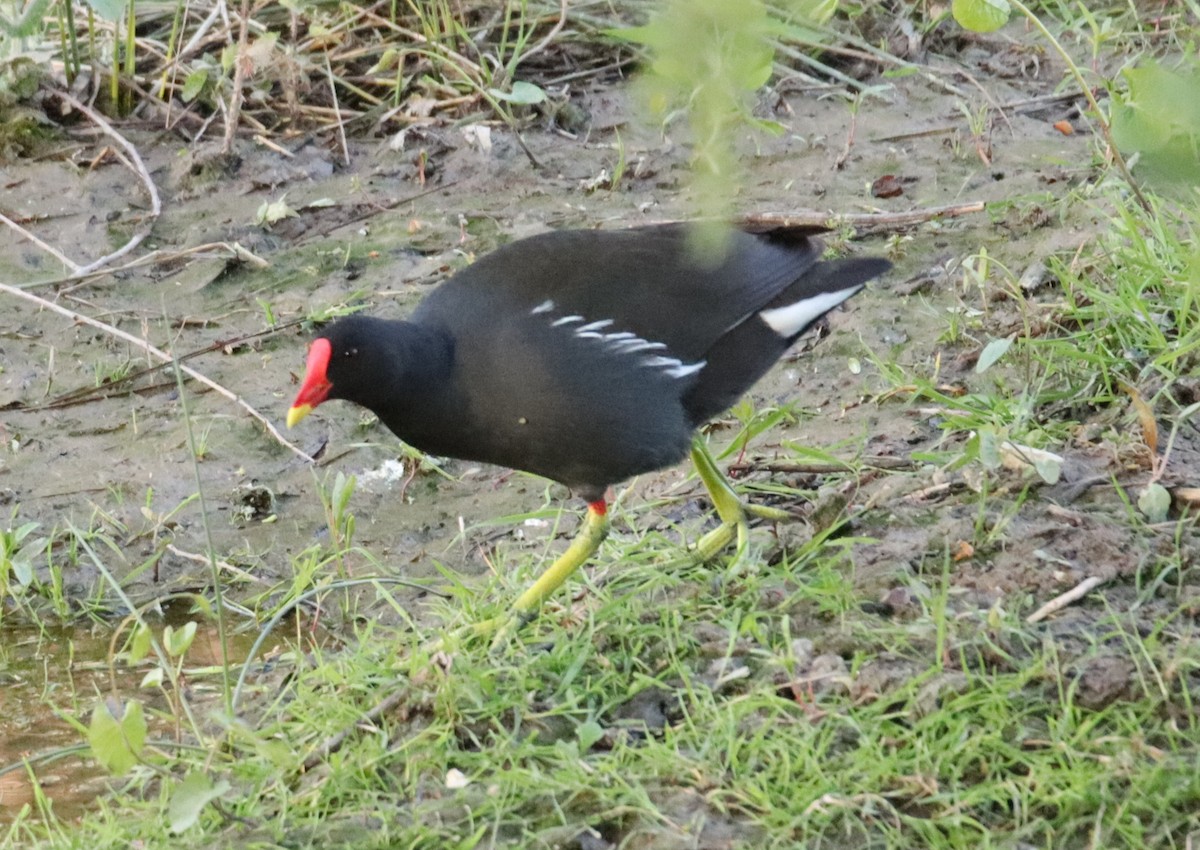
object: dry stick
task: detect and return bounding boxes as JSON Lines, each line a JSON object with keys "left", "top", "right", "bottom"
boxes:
{"left": 54, "top": 91, "right": 162, "bottom": 276}
{"left": 743, "top": 200, "right": 987, "bottom": 233}
{"left": 222, "top": 0, "right": 252, "bottom": 155}
{"left": 0, "top": 211, "right": 83, "bottom": 273}
{"left": 52, "top": 241, "right": 270, "bottom": 294}
{"left": 0, "top": 282, "right": 314, "bottom": 463}
{"left": 1026, "top": 575, "right": 1104, "bottom": 624}
{"left": 323, "top": 51, "right": 350, "bottom": 167}
{"left": 1000, "top": 89, "right": 1097, "bottom": 114}
{"left": 167, "top": 543, "right": 268, "bottom": 585}
{"left": 517, "top": 0, "right": 568, "bottom": 69}
{"left": 727, "top": 457, "right": 918, "bottom": 475}
{"left": 176, "top": 0, "right": 226, "bottom": 62}
{"left": 833, "top": 99, "right": 858, "bottom": 170}
{"left": 28, "top": 320, "right": 305, "bottom": 411}
{"left": 301, "top": 687, "right": 411, "bottom": 771}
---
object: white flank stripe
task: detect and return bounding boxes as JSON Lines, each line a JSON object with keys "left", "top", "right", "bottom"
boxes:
{"left": 669, "top": 360, "right": 707, "bottom": 378}
{"left": 613, "top": 339, "right": 666, "bottom": 354}
{"left": 643, "top": 355, "right": 706, "bottom": 378}
{"left": 576, "top": 319, "right": 614, "bottom": 334}
{"left": 758, "top": 286, "right": 862, "bottom": 338}
{"left": 541, "top": 307, "right": 700, "bottom": 377}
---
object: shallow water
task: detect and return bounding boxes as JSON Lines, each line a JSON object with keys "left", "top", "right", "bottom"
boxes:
{"left": 0, "top": 605, "right": 297, "bottom": 823}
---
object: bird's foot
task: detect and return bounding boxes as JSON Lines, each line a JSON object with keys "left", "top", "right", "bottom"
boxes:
{"left": 467, "top": 610, "right": 536, "bottom": 652}
{"left": 462, "top": 501, "right": 609, "bottom": 650}
{"left": 688, "top": 438, "right": 798, "bottom": 565}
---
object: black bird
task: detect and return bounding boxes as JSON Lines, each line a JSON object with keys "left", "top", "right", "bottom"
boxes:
{"left": 288, "top": 222, "right": 889, "bottom": 636}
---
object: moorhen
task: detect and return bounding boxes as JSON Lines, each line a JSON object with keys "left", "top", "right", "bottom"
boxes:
{"left": 288, "top": 222, "right": 889, "bottom": 637}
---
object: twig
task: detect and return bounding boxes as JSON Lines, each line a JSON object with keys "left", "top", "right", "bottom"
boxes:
{"left": 17, "top": 90, "right": 162, "bottom": 277}
{"left": 1026, "top": 575, "right": 1104, "bottom": 624}
{"left": 517, "top": 0, "right": 568, "bottom": 70}
{"left": 741, "top": 201, "right": 987, "bottom": 234}
{"left": 55, "top": 93, "right": 162, "bottom": 214}
{"left": 222, "top": 0, "right": 252, "bottom": 154}
{"left": 301, "top": 686, "right": 411, "bottom": 771}
{"left": 833, "top": 98, "right": 858, "bottom": 170}
{"left": 0, "top": 211, "right": 83, "bottom": 273}
{"left": 167, "top": 544, "right": 269, "bottom": 585}
{"left": 43, "top": 241, "right": 269, "bottom": 294}
{"left": 0, "top": 282, "right": 314, "bottom": 463}
{"left": 22, "top": 319, "right": 304, "bottom": 411}
{"left": 727, "top": 457, "right": 918, "bottom": 475}
{"left": 323, "top": 50, "right": 351, "bottom": 167}
{"left": 176, "top": 0, "right": 226, "bottom": 62}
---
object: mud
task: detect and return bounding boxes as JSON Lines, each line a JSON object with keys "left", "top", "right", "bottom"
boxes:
{"left": 1, "top": 21, "right": 1195, "bottom": 821}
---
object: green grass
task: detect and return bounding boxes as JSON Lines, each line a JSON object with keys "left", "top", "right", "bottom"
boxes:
{"left": 5, "top": 0, "right": 1200, "bottom": 847}
{"left": 7, "top": 532, "right": 1197, "bottom": 848}
{"left": 8, "top": 177, "right": 1200, "bottom": 850}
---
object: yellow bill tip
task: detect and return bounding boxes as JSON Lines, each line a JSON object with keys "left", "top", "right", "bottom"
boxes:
{"left": 286, "top": 404, "right": 312, "bottom": 429}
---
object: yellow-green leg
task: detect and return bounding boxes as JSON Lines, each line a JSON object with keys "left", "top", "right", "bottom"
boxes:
{"left": 690, "top": 436, "right": 792, "bottom": 562}
{"left": 477, "top": 500, "right": 609, "bottom": 648}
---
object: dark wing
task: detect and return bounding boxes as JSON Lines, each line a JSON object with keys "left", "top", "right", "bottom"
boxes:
{"left": 412, "top": 224, "right": 826, "bottom": 361}
{"left": 414, "top": 283, "right": 698, "bottom": 495}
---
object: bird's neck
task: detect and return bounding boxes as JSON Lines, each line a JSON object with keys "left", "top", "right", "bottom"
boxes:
{"left": 367, "top": 322, "right": 464, "bottom": 449}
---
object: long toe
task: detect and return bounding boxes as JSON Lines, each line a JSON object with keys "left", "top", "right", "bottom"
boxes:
{"left": 687, "top": 437, "right": 802, "bottom": 565}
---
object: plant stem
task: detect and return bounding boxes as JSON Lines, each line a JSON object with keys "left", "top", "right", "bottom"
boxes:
{"left": 1008, "top": 0, "right": 1152, "bottom": 212}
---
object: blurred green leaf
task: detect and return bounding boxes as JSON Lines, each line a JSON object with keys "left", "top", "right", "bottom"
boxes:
{"left": 576, "top": 720, "right": 604, "bottom": 751}
{"left": 976, "top": 337, "right": 1013, "bottom": 373}
{"left": 489, "top": 81, "right": 546, "bottom": 105}
{"left": 83, "top": 0, "right": 126, "bottom": 23}
{"left": 88, "top": 698, "right": 146, "bottom": 775}
{"left": 164, "top": 621, "right": 197, "bottom": 657}
{"left": 181, "top": 69, "right": 208, "bottom": 103}
{"left": 952, "top": 0, "right": 1011, "bottom": 32}
{"left": 1137, "top": 483, "right": 1171, "bottom": 523}
{"left": 129, "top": 622, "right": 152, "bottom": 664}
{"left": 169, "top": 771, "right": 231, "bottom": 834}
{"left": 1112, "top": 61, "right": 1200, "bottom": 188}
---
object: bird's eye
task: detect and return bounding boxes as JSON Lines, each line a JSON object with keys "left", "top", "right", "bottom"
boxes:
{"left": 345, "top": 348, "right": 358, "bottom": 357}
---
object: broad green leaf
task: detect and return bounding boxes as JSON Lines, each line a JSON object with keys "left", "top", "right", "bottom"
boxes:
{"left": 87, "top": 698, "right": 147, "bottom": 775}
{"left": 164, "top": 621, "right": 197, "bottom": 657}
{"left": 10, "top": 556, "right": 34, "bottom": 586}
{"left": 1137, "top": 483, "right": 1171, "bottom": 523}
{"left": 976, "top": 429, "right": 1001, "bottom": 470}
{"left": 488, "top": 81, "right": 546, "bottom": 105}
{"left": 576, "top": 720, "right": 604, "bottom": 751}
{"left": 976, "top": 337, "right": 1013, "bottom": 373}
{"left": 952, "top": 0, "right": 1011, "bottom": 33}
{"left": 129, "top": 622, "right": 152, "bottom": 664}
{"left": 1111, "top": 61, "right": 1200, "bottom": 188}
{"left": 168, "top": 771, "right": 231, "bottom": 834}
{"left": 181, "top": 69, "right": 208, "bottom": 103}
{"left": 1032, "top": 454, "right": 1062, "bottom": 485}
{"left": 83, "top": 0, "right": 125, "bottom": 22}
